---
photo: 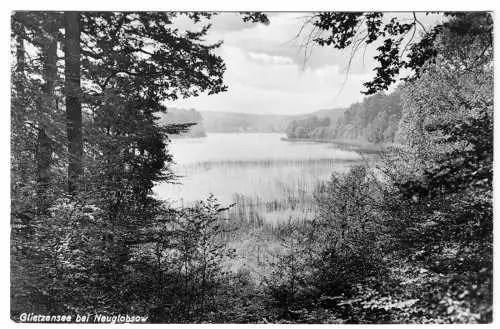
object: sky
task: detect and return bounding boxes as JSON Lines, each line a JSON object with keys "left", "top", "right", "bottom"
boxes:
{"left": 169, "top": 12, "right": 444, "bottom": 115}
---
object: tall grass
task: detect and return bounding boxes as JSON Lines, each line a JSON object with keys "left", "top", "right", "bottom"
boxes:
{"left": 224, "top": 192, "right": 315, "bottom": 225}
{"left": 180, "top": 158, "right": 361, "bottom": 172}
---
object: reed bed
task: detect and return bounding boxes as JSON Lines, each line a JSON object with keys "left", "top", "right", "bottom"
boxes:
{"left": 179, "top": 157, "right": 361, "bottom": 173}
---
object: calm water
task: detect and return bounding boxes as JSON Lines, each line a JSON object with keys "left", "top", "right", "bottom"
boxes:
{"left": 154, "top": 133, "right": 362, "bottom": 222}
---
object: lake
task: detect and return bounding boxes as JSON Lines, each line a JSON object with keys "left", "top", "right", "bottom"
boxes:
{"left": 154, "top": 133, "right": 363, "bottom": 224}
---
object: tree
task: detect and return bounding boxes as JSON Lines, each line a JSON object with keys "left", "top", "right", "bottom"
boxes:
{"left": 64, "top": 12, "right": 83, "bottom": 193}
{"left": 381, "top": 13, "right": 493, "bottom": 323}
{"left": 285, "top": 116, "right": 330, "bottom": 140}
{"left": 309, "top": 12, "right": 492, "bottom": 94}
{"left": 281, "top": 12, "right": 494, "bottom": 323}
{"left": 11, "top": 11, "right": 268, "bottom": 319}
{"left": 11, "top": 12, "right": 65, "bottom": 214}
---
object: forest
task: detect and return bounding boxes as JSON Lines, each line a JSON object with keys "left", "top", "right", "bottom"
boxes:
{"left": 10, "top": 11, "right": 493, "bottom": 323}
{"left": 285, "top": 88, "right": 402, "bottom": 144}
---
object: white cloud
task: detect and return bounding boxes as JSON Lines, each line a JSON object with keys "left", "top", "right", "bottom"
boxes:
{"left": 170, "top": 45, "right": 371, "bottom": 115}
{"left": 247, "top": 52, "right": 294, "bottom": 65}
{"left": 312, "top": 65, "right": 340, "bottom": 77}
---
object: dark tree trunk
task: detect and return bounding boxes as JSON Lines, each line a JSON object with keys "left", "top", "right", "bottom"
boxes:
{"left": 36, "top": 128, "right": 52, "bottom": 212}
{"left": 16, "top": 35, "right": 25, "bottom": 73}
{"left": 42, "top": 19, "right": 58, "bottom": 96}
{"left": 36, "top": 17, "right": 59, "bottom": 213}
{"left": 64, "top": 12, "right": 82, "bottom": 194}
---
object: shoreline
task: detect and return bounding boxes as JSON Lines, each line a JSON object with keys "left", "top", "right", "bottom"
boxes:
{"left": 281, "top": 137, "right": 387, "bottom": 154}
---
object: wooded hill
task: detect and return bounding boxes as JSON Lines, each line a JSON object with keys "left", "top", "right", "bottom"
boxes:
{"left": 285, "top": 89, "right": 403, "bottom": 143}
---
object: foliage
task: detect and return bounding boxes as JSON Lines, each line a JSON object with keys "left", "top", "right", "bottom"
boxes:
{"left": 10, "top": 11, "right": 247, "bottom": 322}
{"left": 333, "top": 88, "right": 402, "bottom": 143}
{"left": 262, "top": 167, "right": 390, "bottom": 322}
{"left": 241, "top": 12, "right": 270, "bottom": 25}
{"left": 285, "top": 89, "right": 402, "bottom": 144}
{"left": 128, "top": 196, "right": 235, "bottom": 322}
{"left": 311, "top": 12, "right": 493, "bottom": 94}
{"left": 285, "top": 115, "right": 330, "bottom": 139}
{"left": 375, "top": 16, "right": 492, "bottom": 321}
{"left": 11, "top": 198, "right": 122, "bottom": 315}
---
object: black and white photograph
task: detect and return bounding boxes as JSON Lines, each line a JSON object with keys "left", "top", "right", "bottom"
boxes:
{"left": 8, "top": 8, "right": 494, "bottom": 324}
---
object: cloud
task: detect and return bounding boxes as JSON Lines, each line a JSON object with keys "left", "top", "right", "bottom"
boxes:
{"left": 169, "top": 12, "right": 443, "bottom": 115}
{"left": 170, "top": 45, "right": 373, "bottom": 115}
{"left": 247, "top": 52, "right": 294, "bottom": 65}
{"left": 207, "top": 13, "right": 379, "bottom": 73}
{"left": 312, "top": 65, "right": 340, "bottom": 77}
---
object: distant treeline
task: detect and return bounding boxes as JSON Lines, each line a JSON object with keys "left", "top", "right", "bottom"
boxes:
{"left": 285, "top": 116, "right": 331, "bottom": 139}
{"left": 201, "top": 111, "right": 295, "bottom": 133}
{"left": 285, "top": 89, "right": 402, "bottom": 144}
{"left": 159, "top": 108, "right": 346, "bottom": 136}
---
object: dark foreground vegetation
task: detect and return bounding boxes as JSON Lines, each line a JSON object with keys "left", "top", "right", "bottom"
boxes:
{"left": 11, "top": 11, "right": 492, "bottom": 323}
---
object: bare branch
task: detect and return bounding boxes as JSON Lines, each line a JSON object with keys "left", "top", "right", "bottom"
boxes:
{"left": 413, "top": 12, "right": 428, "bottom": 34}
{"left": 400, "top": 22, "right": 417, "bottom": 60}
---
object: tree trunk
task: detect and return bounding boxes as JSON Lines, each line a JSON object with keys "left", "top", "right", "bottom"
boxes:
{"left": 36, "top": 16, "right": 59, "bottom": 213}
{"left": 16, "top": 35, "right": 25, "bottom": 73}
{"left": 64, "top": 12, "right": 82, "bottom": 194}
